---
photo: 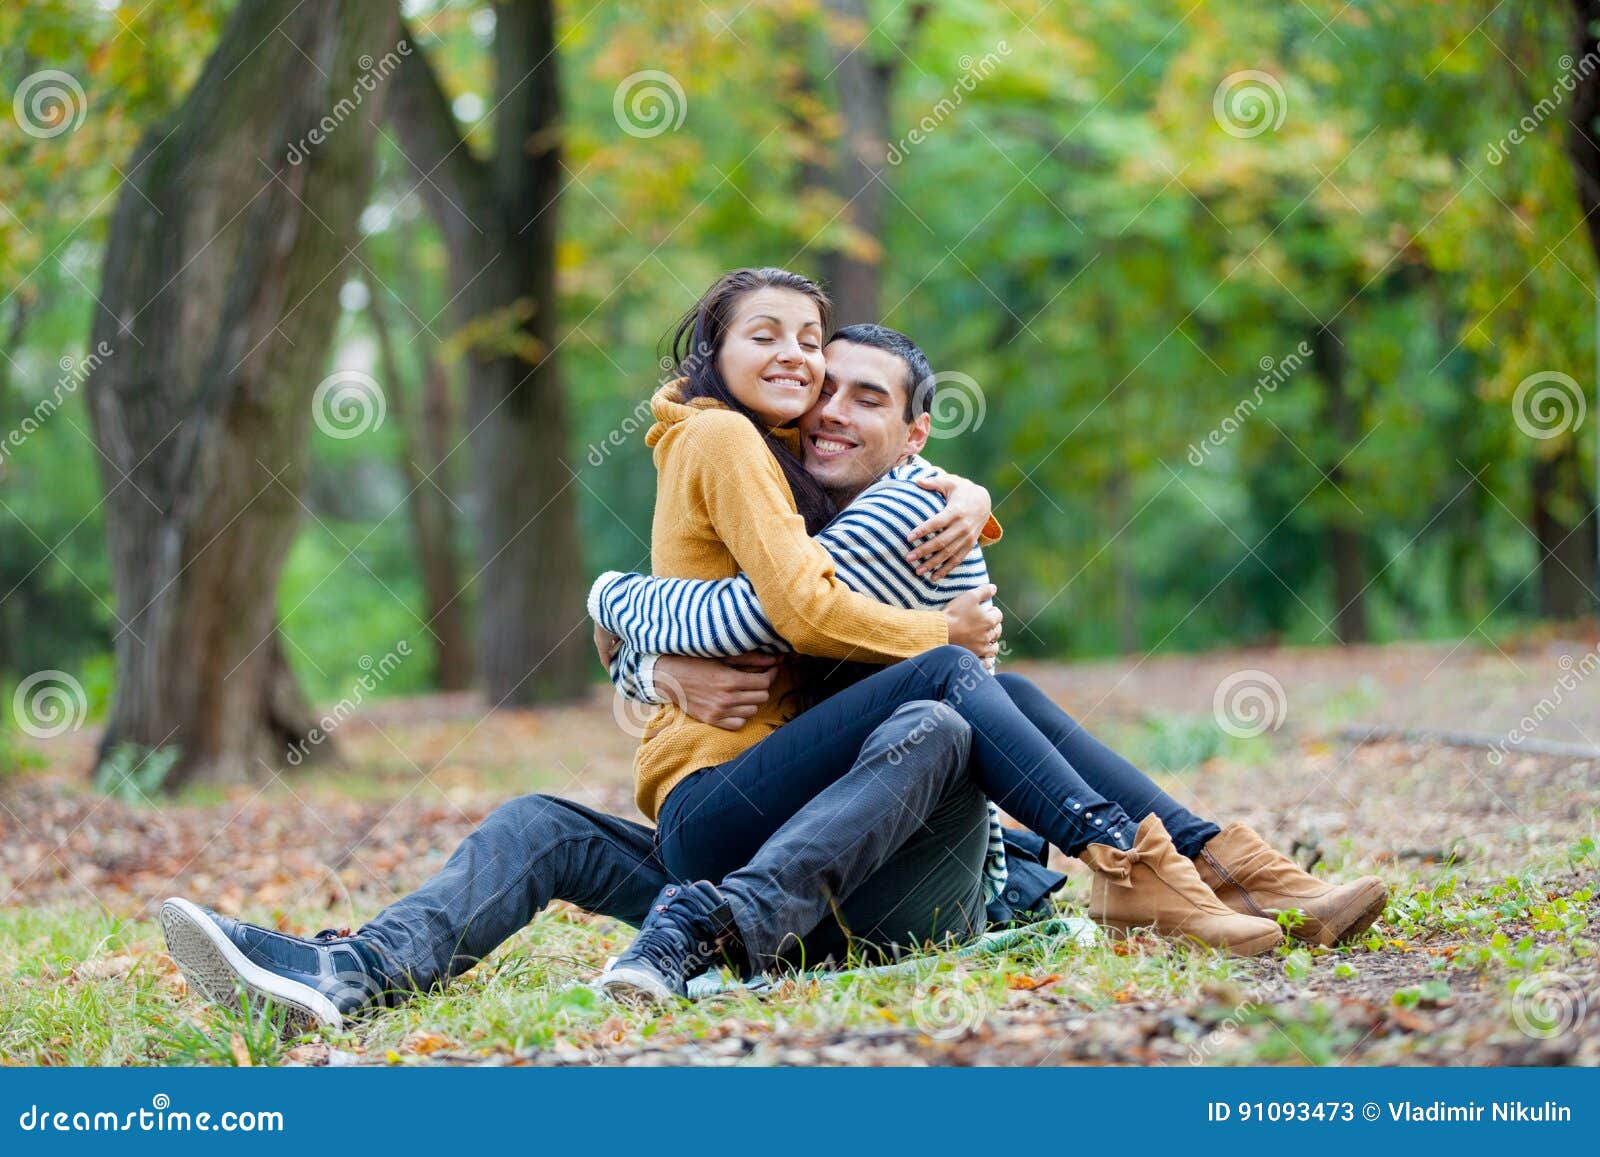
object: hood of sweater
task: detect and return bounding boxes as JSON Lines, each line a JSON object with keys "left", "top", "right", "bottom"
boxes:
{"left": 644, "top": 379, "right": 803, "bottom": 455}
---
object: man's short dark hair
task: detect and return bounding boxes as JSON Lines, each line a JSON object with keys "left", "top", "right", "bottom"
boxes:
{"left": 828, "top": 323, "right": 934, "bottom": 423}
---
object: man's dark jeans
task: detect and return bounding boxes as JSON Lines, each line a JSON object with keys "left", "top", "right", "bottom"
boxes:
{"left": 359, "top": 703, "right": 995, "bottom": 985}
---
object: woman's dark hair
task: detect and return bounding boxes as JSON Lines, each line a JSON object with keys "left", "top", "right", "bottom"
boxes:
{"left": 664, "top": 267, "right": 835, "bottom": 534}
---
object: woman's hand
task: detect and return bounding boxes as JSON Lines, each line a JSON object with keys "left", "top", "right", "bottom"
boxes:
{"left": 942, "top": 584, "right": 1002, "bottom": 661}
{"left": 908, "top": 472, "right": 992, "bottom": 581}
{"left": 655, "top": 654, "right": 779, "bottom": 730}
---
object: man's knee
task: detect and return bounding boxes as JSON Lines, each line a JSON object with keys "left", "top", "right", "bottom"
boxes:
{"left": 884, "top": 699, "right": 972, "bottom": 767}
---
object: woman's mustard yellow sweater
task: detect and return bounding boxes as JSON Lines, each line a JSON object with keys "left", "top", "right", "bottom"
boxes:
{"left": 632, "top": 383, "right": 949, "bottom": 820}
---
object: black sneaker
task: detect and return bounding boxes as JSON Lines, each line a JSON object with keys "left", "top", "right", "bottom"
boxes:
{"left": 160, "top": 897, "right": 392, "bottom": 1030}
{"left": 598, "top": 881, "right": 744, "bottom": 1005}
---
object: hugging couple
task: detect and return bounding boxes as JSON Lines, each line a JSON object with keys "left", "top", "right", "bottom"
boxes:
{"left": 160, "top": 267, "right": 1387, "bottom": 1029}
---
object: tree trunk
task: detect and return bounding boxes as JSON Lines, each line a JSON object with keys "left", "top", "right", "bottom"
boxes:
{"left": 363, "top": 274, "right": 474, "bottom": 690}
{"left": 1552, "top": 0, "right": 1600, "bottom": 616}
{"left": 387, "top": 1, "right": 589, "bottom": 705}
{"left": 83, "top": 0, "right": 397, "bottom": 787}
{"left": 815, "top": 0, "right": 892, "bottom": 325}
{"left": 1531, "top": 444, "right": 1599, "bottom": 618}
{"left": 1312, "top": 323, "right": 1369, "bottom": 643}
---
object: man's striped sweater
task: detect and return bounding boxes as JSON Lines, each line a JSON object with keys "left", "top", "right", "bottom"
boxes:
{"left": 587, "top": 455, "right": 1009, "bottom": 901}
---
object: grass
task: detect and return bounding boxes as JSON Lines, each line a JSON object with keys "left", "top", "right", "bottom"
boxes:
{"left": 3, "top": 833, "right": 1594, "bottom": 1067}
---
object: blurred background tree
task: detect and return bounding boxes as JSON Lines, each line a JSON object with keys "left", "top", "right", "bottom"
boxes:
{"left": 1, "top": 0, "right": 1595, "bottom": 786}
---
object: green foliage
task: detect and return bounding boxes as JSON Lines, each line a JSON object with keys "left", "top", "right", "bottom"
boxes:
{"left": 93, "top": 743, "right": 180, "bottom": 804}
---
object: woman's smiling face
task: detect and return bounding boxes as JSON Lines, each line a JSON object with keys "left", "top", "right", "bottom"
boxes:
{"left": 715, "top": 287, "right": 826, "bottom": 425}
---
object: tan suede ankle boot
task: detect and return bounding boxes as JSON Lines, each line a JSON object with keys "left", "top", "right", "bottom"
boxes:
{"left": 1193, "top": 823, "right": 1387, "bottom": 947}
{"left": 1079, "top": 815, "right": 1284, "bottom": 957}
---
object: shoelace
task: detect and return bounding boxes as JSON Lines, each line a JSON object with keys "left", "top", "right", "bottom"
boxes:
{"left": 626, "top": 908, "right": 701, "bottom": 976}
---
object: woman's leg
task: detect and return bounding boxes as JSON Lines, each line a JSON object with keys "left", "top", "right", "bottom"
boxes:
{"left": 657, "top": 645, "right": 1137, "bottom": 884}
{"left": 994, "top": 672, "right": 1222, "bottom": 858}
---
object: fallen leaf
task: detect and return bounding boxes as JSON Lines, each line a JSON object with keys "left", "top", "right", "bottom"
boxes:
{"left": 229, "top": 1032, "right": 251, "bottom": 1067}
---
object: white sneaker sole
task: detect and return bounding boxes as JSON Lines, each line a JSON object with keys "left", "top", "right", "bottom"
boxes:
{"left": 597, "top": 965, "right": 679, "bottom": 1006}
{"left": 159, "top": 897, "right": 343, "bottom": 1030}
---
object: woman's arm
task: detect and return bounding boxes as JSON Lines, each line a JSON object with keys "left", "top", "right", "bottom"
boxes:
{"left": 670, "top": 411, "right": 948, "bottom": 663}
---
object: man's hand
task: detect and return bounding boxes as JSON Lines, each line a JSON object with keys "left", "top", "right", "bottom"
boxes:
{"left": 908, "top": 472, "right": 992, "bottom": 581}
{"left": 593, "top": 622, "right": 621, "bottom": 669}
{"left": 655, "top": 654, "right": 779, "bottom": 730}
{"left": 942, "top": 584, "right": 1002, "bottom": 661}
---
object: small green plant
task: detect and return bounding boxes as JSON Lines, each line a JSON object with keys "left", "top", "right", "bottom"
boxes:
{"left": 1138, "top": 714, "right": 1224, "bottom": 772}
{"left": 0, "top": 725, "right": 46, "bottom": 779}
{"left": 93, "top": 743, "right": 180, "bottom": 803}
{"left": 157, "top": 993, "right": 295, "bottom": 1066}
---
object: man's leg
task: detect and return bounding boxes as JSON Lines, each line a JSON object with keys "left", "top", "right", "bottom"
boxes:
{"left": 360, "top": 793, "right": 667, "bottom": 990}
{"left": 601, "top": 701, "right": 988, "bottom": 998}
{"left": 163, "top": 793, "right": 668, "bottom": 1027}
{"left": 993, "top": 672, "right": 1221, "bottom": 858}
{"left": 776, "top": 773, "right": 990, "bottom": 969}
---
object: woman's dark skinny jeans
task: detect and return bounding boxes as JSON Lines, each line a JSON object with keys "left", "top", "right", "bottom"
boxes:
{"left": 657, "top": 646, "right": 1220, "bottom": 884}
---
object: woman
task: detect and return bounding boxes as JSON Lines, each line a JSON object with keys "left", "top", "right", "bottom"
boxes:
{"left": 604, "top": 268, "right": 1288, "bottom": 1002}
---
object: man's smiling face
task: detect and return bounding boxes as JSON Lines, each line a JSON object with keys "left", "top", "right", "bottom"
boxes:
{"left": 800, "top": 339, "right": 931, "bottom": 505}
